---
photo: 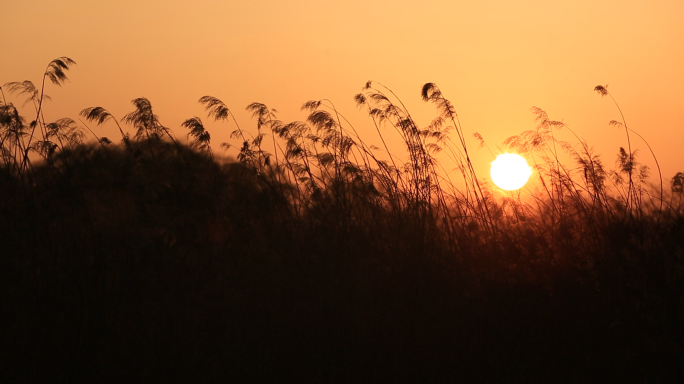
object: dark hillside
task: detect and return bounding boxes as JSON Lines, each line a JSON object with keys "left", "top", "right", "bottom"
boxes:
{"left": 2, "top": 64, "right": 684, "bottom": 381}
{"left": 1, "top": 139, "right": 683, "bottom": 383}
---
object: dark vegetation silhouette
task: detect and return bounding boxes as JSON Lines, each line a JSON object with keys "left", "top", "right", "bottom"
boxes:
{"left": 1, "top": 58, "right": 683, "bottom": 382}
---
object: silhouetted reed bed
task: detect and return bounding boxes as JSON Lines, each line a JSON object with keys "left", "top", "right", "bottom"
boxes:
{"left": 2, "top": 58, "right": 683, "bottom": 382}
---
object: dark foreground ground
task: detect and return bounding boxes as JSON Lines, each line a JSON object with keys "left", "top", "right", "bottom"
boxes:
{"left": 1, "top": 142, "right": 683, "bottom": 383}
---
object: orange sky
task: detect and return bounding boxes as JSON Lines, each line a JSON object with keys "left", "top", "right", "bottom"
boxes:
{"left": 3, "top": 0, "right": 684, "bottom": 186}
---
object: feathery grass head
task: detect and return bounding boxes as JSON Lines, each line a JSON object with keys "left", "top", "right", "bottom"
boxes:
{"left": 199, "top": 96, "right": 231, "bottom": 121}
{"left": 39, "top": 117, "right": 85, "bottom": 151}
{"left": 3, "top": 81, "right": 46, "bottom": 106}
{"left": 307, "top": 110, "right": 337, "bottom": 133}
{"left": 672, "top": 172, "right": 684, "bottom": 193}
{"left": 594, "top": 85, "right": 609, "bottom": 97}
{"left": 353, "top": 93, "right": 366, "bottom": 106}
{"left": 420, "top": 82, "right": 440, "bottom": 101}
{"left": 80, "top": 106, "right": 114, "bottom": 125}
{"left": 301, "top": 100, "right": 321, "bottom": 112}
{"left": 530, "top": 106, "right": 565, "bottom": 133}
{"left": 246, "top": 102, "right": 279, "bottom": 132}
{"left": 44, "top": 57, "right": 77, "bottom": 86}
{"left": 472, "top": 132, "right": 486, "bottom": 149}
{"left": 421, "top": 83, "right": 457, "bottom": 118}
{"left": 122, "top": 97, "right": 166, "bottom": 139}
{"left": 31, "top": 139, "right": 58, "bottom": 159}
{"left": 0, "top": 103, "right": 24, "bottom": 128}
{"left": 182, "top": 116, "right": 212, "bottom": 152}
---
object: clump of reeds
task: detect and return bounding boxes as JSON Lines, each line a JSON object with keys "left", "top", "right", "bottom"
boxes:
{"left": 2, "top": 57, "right": 684, "bottom": 382}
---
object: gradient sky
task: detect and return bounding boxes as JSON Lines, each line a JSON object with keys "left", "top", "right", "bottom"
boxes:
{"left": 3, "top": 0, "right": 683, "bottom": 185}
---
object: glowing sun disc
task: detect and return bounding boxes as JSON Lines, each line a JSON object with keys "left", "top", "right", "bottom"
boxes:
{"left": 490, "top": 153, "right": 533, "bottom": 191}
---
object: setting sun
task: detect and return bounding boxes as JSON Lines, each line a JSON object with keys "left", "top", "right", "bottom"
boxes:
{"left": 490, "top": 153, "right": 533, "bottom": 191}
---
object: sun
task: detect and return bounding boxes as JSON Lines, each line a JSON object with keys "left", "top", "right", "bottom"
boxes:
{"left": 490, "top": 153, "right": 533, "bottom": 191}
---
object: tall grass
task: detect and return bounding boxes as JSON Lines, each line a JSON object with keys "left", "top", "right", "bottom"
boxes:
{"left": 2, "top": 58, "right": 683, "bottom": 382}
